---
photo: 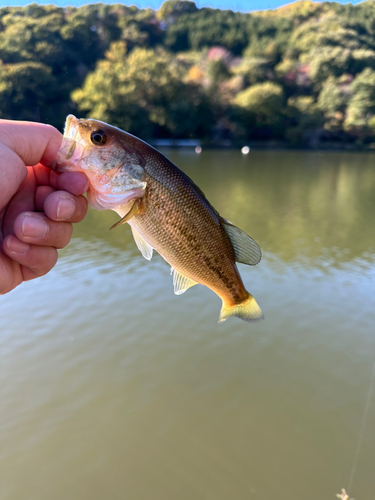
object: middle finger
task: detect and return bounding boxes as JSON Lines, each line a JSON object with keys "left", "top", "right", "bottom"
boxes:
{"left": 43, "top": 190, "right": 88, "bottom": 223}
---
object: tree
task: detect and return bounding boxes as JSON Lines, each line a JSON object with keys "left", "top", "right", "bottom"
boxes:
{"left": 233, "top": 56, "right": 274, "bottom": 86}
{"left": 0, "top": 60, "right": 54, "bottom": 121}
{"left": 317, "top": 76, "right": 350, "bottom": 134}
{"left": 308, "top": 46, "right": 352, "bottom": 86}
{"left": 157, "top": 0, "right": 197, "bottom": 23}
{"left": 72, "top": 43, "right": 213, "bottom": 139}
{"left": 2, "top": 1, "right": 375, "bottom": 145}
{"left": 164, "top": 8, "right": 250, "bottom": 55}
{"left": 0, "top": 6, "right": 66, "bottom": 66}
{"left": 344, "top": 68, "right": 375, "bottom": 137}
{"left": 285, "top": 95, "right": 324, "bottom": 144}
{"left": 234, "top": 82, "right": 285, "bottom": 139}
{"left": 234, "top": 81, "right": 284, "bottom": 120}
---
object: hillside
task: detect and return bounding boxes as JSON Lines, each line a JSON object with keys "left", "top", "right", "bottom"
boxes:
{"left": 1, "top": 0, "right": 375, "bottom": 146}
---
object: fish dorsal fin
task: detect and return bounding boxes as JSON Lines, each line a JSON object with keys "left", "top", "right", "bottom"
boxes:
{"left": 222, "top": 220, "right": 261, "bottom": 266}
{"left": 171, "top": 267, "right": 197, "bottom": 295}
{"left": 131, "top": 227, "right": 153, "bottom": 261}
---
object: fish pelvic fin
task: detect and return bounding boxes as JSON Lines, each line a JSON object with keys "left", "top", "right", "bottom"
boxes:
{"left": 110, "top": 198, "right": 142, "bottom": 230}
{"left": 219, "top": 294, "right": 263, "bottom": 323}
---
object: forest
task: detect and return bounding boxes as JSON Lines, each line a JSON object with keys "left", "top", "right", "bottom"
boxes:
{"left": 2, "top": 0, "right": 375, "bottom": 147}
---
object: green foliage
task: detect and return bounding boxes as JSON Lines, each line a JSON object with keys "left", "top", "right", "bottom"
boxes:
{"left": 234, "top": 82, "right": 285, "bottom": 138}
{"left": 72, "top": 43, "right": 213, "bottom": 139}
{"left": 244, "top": 15, "right": 292, "bottom": 62}
{"left": 157, "top": 1, "right": 197, "bottom": 23}
{"left": 308, "top": 46, "right": 352, "bottom": 85}
{"left": 256, "top": 1, "right": 327, "bottom": 22}
{"left": 2, "top": 1, "right": 375, "bottom": 146}
{"left": 0, "top": 6, "right": 66, "bottom": 65}
{"left": 233, "top": 57, "right": 273, "bottom": 86}
{"left": 118, "top": 7, "right": 163, "bottom": 50}
{"left": 344, "top": 68, "right": 375, "bottom": 137}
{"left": 318, "top": 77, "right": 349, "bottom": 114}
{"left": 235, "top": 81, "right": 284, "bottom": 118}
{"left": 207, "top": 58, "right": 230, "bottom": 86}
{"left": 163, "top": 8, "right": 250, "bottom": 55}
{"left": 285, "top": 95, "right": 324, "bottom": 144}
{"left": 0, "top": 3, "right": 123, "bottom": 127}
{"left": 0, "top": 60, "right": 54, "bottom": 121}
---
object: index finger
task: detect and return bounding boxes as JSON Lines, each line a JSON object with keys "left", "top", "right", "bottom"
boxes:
{"left": 0, "top": 120, "right": 62, "bottom": 212}
{"left": 0, "top": 120, "right": 62, "bottom": 167}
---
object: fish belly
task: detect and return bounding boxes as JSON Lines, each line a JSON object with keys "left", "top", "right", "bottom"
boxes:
{"left": 128, "top": 193, "right": 248, "bottom": 306}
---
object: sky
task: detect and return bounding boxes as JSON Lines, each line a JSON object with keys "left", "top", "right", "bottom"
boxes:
{"left": 1, "top": 0, "right": 365, "bottom": 12}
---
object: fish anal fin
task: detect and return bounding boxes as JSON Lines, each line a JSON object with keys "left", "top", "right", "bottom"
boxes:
{"left": 171, "top": 268, "right": 198, "bottom": 295}
{"left": 219, "top": 294, "right": 263, "bottom": 323}
{"left": 110, "top": 199, "right": 142, "bottom": 230}
{"left": 131, "top": 227, "right": 153, "bottom": 261}
{"left": 222, "top": 220, "right": 261, "bottom": 266}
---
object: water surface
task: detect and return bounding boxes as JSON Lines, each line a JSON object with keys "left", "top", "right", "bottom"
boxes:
{"left": 1, "top": 150, "right": 375, "bottom": 500}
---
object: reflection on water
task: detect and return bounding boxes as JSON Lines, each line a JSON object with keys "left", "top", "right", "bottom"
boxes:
{"left": 1, "top": 151, "right": 375, "bottom": 500}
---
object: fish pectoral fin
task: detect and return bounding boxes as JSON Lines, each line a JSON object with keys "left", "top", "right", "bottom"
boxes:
{"left": 171, "top": 268, "right": 198, "bottom": 295}
{"left": 131, "top": 227, "right": 153, "bottom": 261}
{"left": 109, "top": 199, "right": 142, "bottom": 230}
{"left": 222, "top": 220, "right": 261, "bottom": 266}
{"left": 219, "top": 294, "right": 263, "bottom": 323}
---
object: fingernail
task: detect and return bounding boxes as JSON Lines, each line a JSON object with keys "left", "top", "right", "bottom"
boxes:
{"left": 82, "top": 177, "right": 90, "bottom": 193}
{"left": 57, "top": 197, "right": 75, "bottom": 220}
{"left": 7, "top": 235, "right": 30, "bottom": 254}
{"left": 22, "top": 215, "right": 49, "bottom": 238}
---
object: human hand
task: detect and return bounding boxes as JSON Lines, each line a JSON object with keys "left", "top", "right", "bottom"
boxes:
{"left": 0, "top": 120, "right": 88, "bottom": 294}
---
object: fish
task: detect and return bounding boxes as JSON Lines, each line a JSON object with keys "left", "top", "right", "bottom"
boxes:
{"left": 54, "top": 115, "right": 263, "bottom": 323}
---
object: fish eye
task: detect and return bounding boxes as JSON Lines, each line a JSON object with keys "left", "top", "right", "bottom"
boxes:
{"left": 90, "top": 129, "right": 108, "bottom": 146}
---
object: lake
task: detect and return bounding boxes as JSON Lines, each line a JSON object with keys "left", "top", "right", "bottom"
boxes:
{"left": 1, "top": 150, "right": 375, "bottom": 500}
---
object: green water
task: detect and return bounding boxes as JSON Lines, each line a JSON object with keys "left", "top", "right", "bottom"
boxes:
{"left": 1, "top": 150, "right": 375, "bottom": 500}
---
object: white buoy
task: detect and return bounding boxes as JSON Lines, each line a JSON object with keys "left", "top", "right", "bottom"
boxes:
{"left": 195, "top": 146, "right": 202, "bottom": 154}
{"left": 241, "top": 146, "right": 250, "bottom": 154}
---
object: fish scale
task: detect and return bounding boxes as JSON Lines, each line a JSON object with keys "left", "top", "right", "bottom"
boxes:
{"left": 129, "top": 155, "right": 246, "bottom": 304}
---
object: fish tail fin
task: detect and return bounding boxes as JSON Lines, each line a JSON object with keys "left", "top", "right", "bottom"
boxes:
{"left": 219, "top": 294, "right": 263, "bottom": 323}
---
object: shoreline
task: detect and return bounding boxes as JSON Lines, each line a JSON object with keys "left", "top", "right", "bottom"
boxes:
{"left": 150, "top": 139, "right": 375, "bottom": 152}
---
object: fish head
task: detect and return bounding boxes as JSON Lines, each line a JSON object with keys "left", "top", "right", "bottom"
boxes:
{"left": 54, "top": 115, "right": 147, "bottom": 211}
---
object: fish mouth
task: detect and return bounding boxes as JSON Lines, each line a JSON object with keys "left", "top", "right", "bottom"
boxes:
{"left": 53, "top": 115, "right": 81, "bottom": 171}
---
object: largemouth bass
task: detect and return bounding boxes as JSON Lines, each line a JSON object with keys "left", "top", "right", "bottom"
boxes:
{"left": 54, "top": 115, "right": 263, "bottom": 323}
